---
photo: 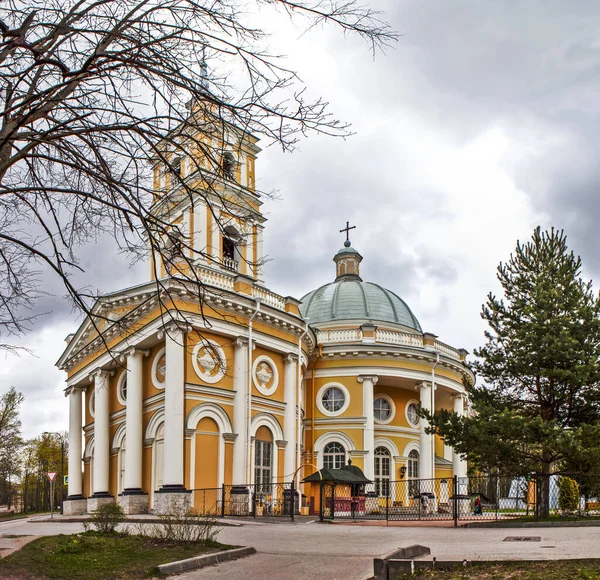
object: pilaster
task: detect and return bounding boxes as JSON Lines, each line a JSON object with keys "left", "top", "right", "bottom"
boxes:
{"left": 358, "top": 375, "right": 378, "bottom": 481}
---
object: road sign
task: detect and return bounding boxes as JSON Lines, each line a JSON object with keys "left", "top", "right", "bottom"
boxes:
{"left": 64, "top": 475, "right": 68, "bottom": 485}
{"left": 47, "top": 472, "right": 57, "bottom": 482}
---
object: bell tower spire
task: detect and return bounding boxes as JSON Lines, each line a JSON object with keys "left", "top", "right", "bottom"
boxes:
{"left": 334, "top": 221, "right": 362, "bottom": 281}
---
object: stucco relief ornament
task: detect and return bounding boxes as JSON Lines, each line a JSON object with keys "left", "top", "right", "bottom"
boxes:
{"left": 192, "top": 340, "right": 226, "bottom": 384}
{"left": 252, "top": 355, "right": 279, "bottom": 396}
{"left": 256, "top": 362, "right": 273, "bottom": 387}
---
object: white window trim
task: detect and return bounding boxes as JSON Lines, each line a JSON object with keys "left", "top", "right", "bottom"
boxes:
{"left": 89, "top": 389, "right": 95, "bottom": 418}
{"left": 316, "top": 382, "right": 350, "bottom": 417}
{"left": 117, "top": 370, "right": 127, "bottom": 406}
{"left": 151, "top": 347, "right": 166, "bottom": 390}
{"left": 405, "top": 399, "right": 420, "bottom": 429}
{"left": 374, "top": 393, "right": 396, "bottom": 425}
{"left": 252, "top": 355, "right": 279, "bottom": 396}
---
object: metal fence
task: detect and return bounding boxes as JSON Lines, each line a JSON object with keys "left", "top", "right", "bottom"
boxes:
{"left": 190, "top": 482, "right": 297, "bottom": 519}
{"left": 190, "top": 474, "right": 600, "bottom": 525}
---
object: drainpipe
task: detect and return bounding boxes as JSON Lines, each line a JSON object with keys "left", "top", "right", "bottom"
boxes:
{"left": 311, "top": 344, "right": 323, "bottom": 464}
{"left": 247, "top": 297, "right": 261, "bottom": 484}
{"left": 431, "top": 351, "right": 440, "bottom": 479}
{"left": 296, "top": 319, "right": 309, "bottom": 504}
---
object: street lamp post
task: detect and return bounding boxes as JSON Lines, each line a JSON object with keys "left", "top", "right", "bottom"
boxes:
{"left": 43, "top": 432, "right": 66, "bottom": 515}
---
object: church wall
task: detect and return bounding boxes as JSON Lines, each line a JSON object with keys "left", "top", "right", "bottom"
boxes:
{"left": 374, "top": 385, "right": 419, "bottom": 430}
{"left": 224, "top": 442, "right": 233, "bottom": 486}
{"left": 84, "top": 461, "right": 91, "bottom": 497}
{"left": 278, "top": 447, "right": 285, "bottom": 481}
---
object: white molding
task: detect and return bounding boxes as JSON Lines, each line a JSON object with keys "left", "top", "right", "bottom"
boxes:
{"left": 191, "top": 339, "right": 226, "bottom": 384}
{"left": 251, "top": 412, "right": 284, "bottom": 440}
{"left": 145, "top": 409, "right": 165, "bottom": 440}
{"left": 374, "top": 393, "right": 395, "bottom": 425}
{"left": 252, "top": 355, "right": 279, "bottom": 396}
{"left": 405, "top": 399, "right": 420, "bottom": 428}
{"left": 316, "top": 382, "right": 350, "bottom": 417}
{"left": 314, "top": 431, "right": 356, "bottom": 469}
{"left": 251, "top": 394, "right": 286, "bottom": 411}
{"left": 151, "top": 347, "right": 166, "bottom": 390}
{"left": 116, "top": 370, "right": 127, "bottom": 406}
{"left": 403, "top": 440, "right": 420, "bottom": 456}
{"left": 374, "top": 436, "right": 399, "bottom": 458}
{"left": 111, "top": 422, "right": 126, "bottom": 449}
{"left": 185, "top": 384, "right": 236, "bottom": 399}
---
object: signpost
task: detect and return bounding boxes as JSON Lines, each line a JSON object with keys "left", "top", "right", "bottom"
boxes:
{"left": 47, "top": 472, "right": 57, "bottom": 519}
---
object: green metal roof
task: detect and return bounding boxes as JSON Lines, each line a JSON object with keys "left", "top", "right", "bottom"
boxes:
{"left": 303, "top": 464, "right": 371, "bottom": 484}
{"left": 300, "top": 280, "right": 422, "bottom": 330}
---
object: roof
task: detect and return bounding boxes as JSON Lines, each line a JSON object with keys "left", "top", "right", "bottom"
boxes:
{"left": 300, "top": 280, "right": 422, "bottom": 330}
{"left": 302, "top": 464, "right": 371, "bottom": 484}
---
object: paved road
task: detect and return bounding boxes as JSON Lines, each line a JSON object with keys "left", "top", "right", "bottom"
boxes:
{"left": 174, "top": 520, "right": 600, "bottom": 580}
{"left": 3, "top": 516, "right": 600, "bottom": 580}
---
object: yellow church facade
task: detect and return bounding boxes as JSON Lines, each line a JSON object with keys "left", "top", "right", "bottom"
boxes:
{"left": 57, "top": 110, "right": 474, "bottom": 516}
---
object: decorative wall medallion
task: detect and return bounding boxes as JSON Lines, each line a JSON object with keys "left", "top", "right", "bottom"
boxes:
{"left": 192, "top": 339, "right": 226, "bottom": 384}
{"left": 152, "top": 347, "right": 166, "bottom": 389}
{"left": 252, "top": 355, "right": 279, "bottom": 396}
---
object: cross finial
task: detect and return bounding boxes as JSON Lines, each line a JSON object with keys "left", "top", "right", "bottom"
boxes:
{"left": 339, "top": 221, "right": 356, "bottom": 247}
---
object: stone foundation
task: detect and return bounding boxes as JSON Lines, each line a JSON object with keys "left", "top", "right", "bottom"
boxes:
{"left": 63, "top": 498, "right": 88, "bottom": 516}
{"left": 118, "top": 493, "right": 149, "bottom": 515}
{"left": 154, "top": 491, "right": 192, "bottom": 514}
{"left": 87, "top": 496, "right": 115, "bottom": 513}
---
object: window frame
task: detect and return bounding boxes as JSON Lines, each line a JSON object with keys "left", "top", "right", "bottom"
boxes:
{"left": 316, "top": 383, "right": 350, "bottom": 417}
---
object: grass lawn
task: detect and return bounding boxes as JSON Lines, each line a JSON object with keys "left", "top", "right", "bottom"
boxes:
{"left": 401, "top": 560, "right": 600, "bottom": 579}
{"left": 0, "top": 531, "right": 227, "bottom": 579}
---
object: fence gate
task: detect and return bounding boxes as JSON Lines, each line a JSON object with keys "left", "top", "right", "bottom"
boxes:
{"left": 319, "top": 482, "right": 336, "bottom": 521}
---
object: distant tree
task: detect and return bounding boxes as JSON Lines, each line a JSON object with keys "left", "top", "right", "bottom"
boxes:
{"left": 558, "top": 476, "right": 580, "bottom": 512}
{"left": 0, "top": 0, "right": 396, "bottom": 351}
{"left": 428, "top": 227, "right": 600, "bottom": 518}
{"left": 0, "top": 387, "right": 24, "bottom": 507}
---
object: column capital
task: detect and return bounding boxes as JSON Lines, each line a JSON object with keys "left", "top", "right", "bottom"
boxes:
{"left": 233, "top": 336, "right": 249, "bottom": 349}
{"left": 118, "top": 347, "right": 150, "bottom": 362}
{"left": 64, "top": 385, "right": 85, "bottom": 397}
{"left": 418, "top": 381, "right": 433, "bottom": 390}
{"left": 157, "top": 321, "right": 192, "bottom": 340}
{"left": 283, "top": 353, "right": 299, "bottom": 365}
{"left": 357, "top": 374, "right": 378, "bottom": 384}
{"left": 450, "top": 392, "right": 465, "bottom": 400}
{"left": 88, "top": 368, "right": 111, "bottom": 383}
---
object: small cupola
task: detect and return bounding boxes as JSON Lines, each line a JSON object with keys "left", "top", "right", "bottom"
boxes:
{"left": 334, "top": 221, "right": 362, "bottom": 282}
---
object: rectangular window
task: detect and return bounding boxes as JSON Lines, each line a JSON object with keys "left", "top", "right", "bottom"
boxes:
{"left": 254, "top": 440, "right": 272, "bottom": 494}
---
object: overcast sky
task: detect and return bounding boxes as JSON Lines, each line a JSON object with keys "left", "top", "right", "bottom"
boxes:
{"left": 3, "top": 0, "right": 600, "bottom": 438}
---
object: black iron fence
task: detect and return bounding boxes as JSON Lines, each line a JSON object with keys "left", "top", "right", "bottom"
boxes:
{"left": 190, "top": 481, "right": 298, "bottom": 519}
{"left": 190, "top": 474, "right": 600, "bottom": 525}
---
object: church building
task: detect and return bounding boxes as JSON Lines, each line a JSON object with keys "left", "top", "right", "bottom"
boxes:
{"left": 57, "top": 101, "right": 474, "bottom": 516}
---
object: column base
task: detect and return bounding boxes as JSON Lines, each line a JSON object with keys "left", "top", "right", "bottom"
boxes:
{"left": 63, "top": 498, "right": 88, "bottom": 516}
{"left": 154, "top": 487, "right": 191, "bottom": 514}
{"left": 118, "top": 493, "right": 149, "bottom": 515}
{"left": 87, "top": 495, "right": 114, "bottom": 513}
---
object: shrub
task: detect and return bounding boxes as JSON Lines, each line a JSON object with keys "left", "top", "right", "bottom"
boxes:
{"left": 138, "top": 500, "right": 220, "bottom": 545}
{"left": 559, "top": 476, "right": 580, "bottom": 512}
{"left": 88, "top": 501, "right": 125, "bottom": 534}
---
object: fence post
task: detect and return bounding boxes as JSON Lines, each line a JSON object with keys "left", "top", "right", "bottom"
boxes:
{"left": 319, "top": 481, "right": 324, "bottom": 522}
{"left": 386, "top": 483, "right": 390, "bottom": 522}
{"left": 221, "top": 484, "right": 225, "bottom": 518}
{"left": 453, "top": 475, "right": 458, "bottom": 528}
{"left": 290, "top": 480, "right": 295, "bottom": 522}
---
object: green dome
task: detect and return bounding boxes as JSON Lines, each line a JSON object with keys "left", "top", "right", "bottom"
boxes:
{"left": 300, "top": 280, "right": 422, "bottom": 331}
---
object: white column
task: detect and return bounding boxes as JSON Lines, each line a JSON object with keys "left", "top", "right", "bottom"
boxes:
{"left": 232, "top": 337, "right": 248, "bottom": 485}
{"left": 283, "top": 354, "right": 298, "bottom": 481}
{"left": 67, "top": 387, "right": 83, "bottom": 498}
{"left": 452, "top": 395, "right": 468, "bottom": 479}
{"left": 92, "top": 370, "right": 111, "bottom": 496}
{"left": 419, "top": 382, "right": 433, "bottom": 481}
{"left": 122, "top": 348, "right": 147, "bottom": 493}
{"left": 162, "top": 325, "right": 186, "bottom": 489}
{"left": 358, "top": 375, "right": 378, "bottom": 481}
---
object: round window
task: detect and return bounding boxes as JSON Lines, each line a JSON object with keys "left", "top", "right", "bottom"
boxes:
{"left": 322, "top": 387, "right": 346, "bottom": 413}
{"left": 374, "top": 397, "right": 392, "bottom": 422}
{"left": 406, "top": 402, "right": 420, "bottom": 427}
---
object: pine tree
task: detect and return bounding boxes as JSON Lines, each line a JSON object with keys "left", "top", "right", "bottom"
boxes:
{"left": 430, "top": 227, "right": 600, "bottom": 518}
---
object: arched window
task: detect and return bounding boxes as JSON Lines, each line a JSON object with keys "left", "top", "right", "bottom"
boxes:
{"left": 222, "top": 152, "right": 236, "bottom": 180}
{"left": 254, "top": 427, "right": 273, "bottom": 494}
{"left": 374, "top": 447, "right": 391, "bottom": 497}
{"left": 408, "top": 449, "right": 419, "bottom": 496}
{"left": 222, "top": 225, "right": 240, "bottom": 271}
{"left": 323, "top": 442, "right": 346, "bottom": 470}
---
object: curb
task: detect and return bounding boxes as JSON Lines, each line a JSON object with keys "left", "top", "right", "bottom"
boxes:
{"left": 29, "top": 517, "right": 242, "bottom": 527}
{"left": 463, "top": 521, "right": 600, "bottom": 528}
{"left": 157, "top": 546, "right": 256, "bottom": 575}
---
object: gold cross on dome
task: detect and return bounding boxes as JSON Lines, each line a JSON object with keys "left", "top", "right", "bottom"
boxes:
{"left": 339, "top": 221, "right": 356, "bottom": 243}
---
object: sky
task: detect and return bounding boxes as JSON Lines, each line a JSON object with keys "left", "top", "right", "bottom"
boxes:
{"left": 3, "top": 0, "right": 600, "bottom": 438}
